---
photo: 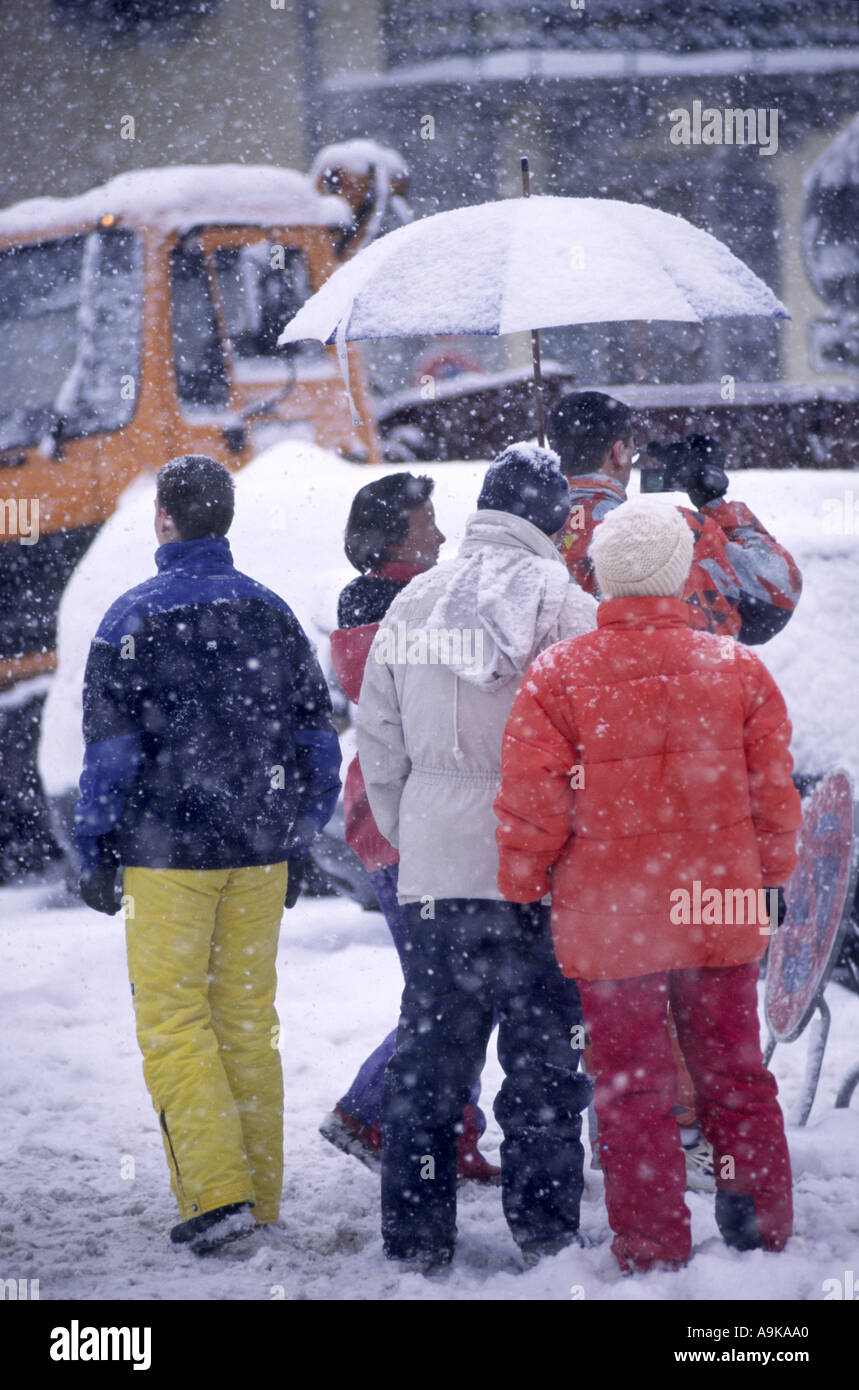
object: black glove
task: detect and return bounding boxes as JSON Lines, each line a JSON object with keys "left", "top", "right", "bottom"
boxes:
{"left": 284, "top": 857, "right": 309, "bottom": 910}
{"left": 79, "top": 861, "right": 122, "bottom": 916}
{"left": 685, "top": 435, "right": 729, "bottom": 510}
{"left": 764, "top": 886, "right": 788, "bottom": 931}
{"left": 518, "top": 900, "right": 548, "bottom": 932}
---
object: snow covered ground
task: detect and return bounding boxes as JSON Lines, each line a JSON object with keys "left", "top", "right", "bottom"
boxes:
{"left": 6, "top": 438, "right": 859, "bottom": 1301}
{"left": 2, "top": 879, "right": 857, "bottom": 1302}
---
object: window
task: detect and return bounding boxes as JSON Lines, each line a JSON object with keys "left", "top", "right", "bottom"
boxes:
{"left": 170, "top": 245, "right": 230, "bottom": 410}
{"left": 0, "top": 228, "right": 143, "bottom": 452}
{"left": 52, "top": 0, "right": 222, "bottom": 47}
{"left": 381, "top": 0, "right": 859, "bottom": 68}
{"left": 212, "top": 244, "right": 323, "bottom": 377}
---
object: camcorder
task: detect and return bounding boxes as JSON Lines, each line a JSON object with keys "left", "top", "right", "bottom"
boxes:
{"left": 639, "top": 434, "right": 729, "bottom": 509}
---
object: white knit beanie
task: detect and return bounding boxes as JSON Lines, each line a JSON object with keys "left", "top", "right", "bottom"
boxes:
{"left": 589, "top": 498, "right": 694, "bottom": 598}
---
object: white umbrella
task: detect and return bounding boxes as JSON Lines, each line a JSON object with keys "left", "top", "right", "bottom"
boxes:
{"left": 279, "top": 190, "right": 788, "bottom": 438}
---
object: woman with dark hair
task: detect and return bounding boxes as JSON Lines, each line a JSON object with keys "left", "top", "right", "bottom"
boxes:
{"left": 320, "top": 473, "right": 500, "bottom": 1182}
{"left": 339, "top": 472, "right": 439, "bottom": 624}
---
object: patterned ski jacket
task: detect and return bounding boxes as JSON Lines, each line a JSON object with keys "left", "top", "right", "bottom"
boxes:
{"left": 555, "top": 474, "right": 802, "bottom": 644}
{"left": 74, "top": 535, "right": 341, "bottom": 874}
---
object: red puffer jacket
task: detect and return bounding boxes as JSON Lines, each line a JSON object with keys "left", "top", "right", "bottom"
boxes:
{"left": 494, "top": 595, "right": 802, "bottom": 981}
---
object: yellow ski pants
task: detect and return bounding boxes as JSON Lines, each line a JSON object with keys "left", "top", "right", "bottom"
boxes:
{"left": 124, "top": 862, "right": 288, "bottom": 1224}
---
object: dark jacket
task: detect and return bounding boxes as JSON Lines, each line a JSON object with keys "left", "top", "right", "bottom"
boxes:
{"left": 74, "top": 535, "right": 341, "bottom": 873}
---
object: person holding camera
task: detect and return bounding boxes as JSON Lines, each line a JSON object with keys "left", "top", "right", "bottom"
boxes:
{"left": 546, "top": 391, "right": 802, "bottom": 1190}
{"left": 548, "top": 391, "right": 802, "bottom": 646}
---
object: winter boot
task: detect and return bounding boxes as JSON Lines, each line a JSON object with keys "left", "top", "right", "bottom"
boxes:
{"left": 392, "top": 1247, "right": 454, "bottom": 1278}
{"left": 680, "top": 1127, "right": 716, "bottom": 1193}
{"left": 715, "top": 1190, "right": 765, "bottom": 1251}
{"left": 170, "top": 1202, "right": 255, "bottom": 1255}
{"left": 519, "top": 1231, "right": 585, "bottom": 1268}
{"left": 456, "top": 1103, "right": 501, "bottom": 1184}
{"left": 319, "top": 1106, "right": 382, "bottom": 1173}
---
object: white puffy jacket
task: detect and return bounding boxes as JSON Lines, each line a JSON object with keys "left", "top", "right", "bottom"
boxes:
{"left": 355, "top": 509, "right": 597, "bottom": 903}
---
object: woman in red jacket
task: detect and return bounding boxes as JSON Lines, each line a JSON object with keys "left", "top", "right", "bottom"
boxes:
{"left": 494, "top": 498, "right": 802, "bottom": 1273}
{"left": 320, "top": 473, "right": 500, "bottom": 1182}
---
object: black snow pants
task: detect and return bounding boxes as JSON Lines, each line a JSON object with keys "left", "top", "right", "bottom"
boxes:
{"left": 380, "top": 897, "right": 591, "bottom": 1261}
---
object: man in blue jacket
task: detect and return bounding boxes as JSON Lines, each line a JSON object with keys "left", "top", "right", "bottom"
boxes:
{"left": 74, "top": 455, "right": 341, "bottom": 1254}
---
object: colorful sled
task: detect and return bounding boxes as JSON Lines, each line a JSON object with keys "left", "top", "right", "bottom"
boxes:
{"left": 764, "top": 770, "right": 859, "bottom": 1123}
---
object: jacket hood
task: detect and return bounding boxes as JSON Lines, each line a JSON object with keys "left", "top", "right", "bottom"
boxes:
{"left": 424, "top": 510, "right": 572, "bottom": 688}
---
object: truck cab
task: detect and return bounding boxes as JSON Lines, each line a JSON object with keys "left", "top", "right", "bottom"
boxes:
{"left": 0, "top": 143, "right": 406, "bottom": 876}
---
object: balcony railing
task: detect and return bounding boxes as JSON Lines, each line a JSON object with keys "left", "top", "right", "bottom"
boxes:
{"left": 381, "top": 0, "right": 859, "bottom": 70}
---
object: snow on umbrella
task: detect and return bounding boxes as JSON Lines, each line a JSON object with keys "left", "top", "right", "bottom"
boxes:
{"left": 279, "top": 194, "right": 788, "bottom": 435}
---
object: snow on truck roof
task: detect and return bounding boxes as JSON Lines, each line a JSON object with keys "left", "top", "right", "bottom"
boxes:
{"left": 0, "top": 164, "right": 353, "bottom": 240}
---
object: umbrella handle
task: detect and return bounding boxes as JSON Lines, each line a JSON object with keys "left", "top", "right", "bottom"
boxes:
{"left": 521, "top": 157, "right": 546, "bottom": 448}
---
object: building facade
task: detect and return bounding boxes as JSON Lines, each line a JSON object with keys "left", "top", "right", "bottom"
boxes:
{"left": 1, "top": 0, "right": 858, "bottom": 390}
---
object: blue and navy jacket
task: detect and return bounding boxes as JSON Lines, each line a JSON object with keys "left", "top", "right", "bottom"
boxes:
{"left": 74, "top": 535, "right": 342, "bottom": 874}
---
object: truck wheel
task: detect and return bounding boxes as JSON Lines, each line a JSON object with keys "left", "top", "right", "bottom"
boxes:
{"left": 0, "top": 693, "right": 62, "bottom": 883}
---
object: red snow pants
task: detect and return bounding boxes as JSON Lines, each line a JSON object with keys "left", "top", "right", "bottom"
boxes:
{"left": 578, "top": 961, "right": 793, "bottom": 1272}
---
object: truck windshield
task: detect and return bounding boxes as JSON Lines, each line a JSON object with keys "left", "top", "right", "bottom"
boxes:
{"left": 0, "top": 228, "right": 142, "bottom": 452}
{"left": 212, "top": 244, "right": 324, "bottom": 378}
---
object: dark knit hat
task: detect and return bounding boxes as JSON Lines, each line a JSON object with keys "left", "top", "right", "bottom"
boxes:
{"left": 477, "top": 443, "right": 571, "bottom": 536}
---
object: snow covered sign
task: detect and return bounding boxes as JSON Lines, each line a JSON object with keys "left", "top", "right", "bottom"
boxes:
{"left": 766, "top": 771, "right": 859, "bottom": 1045}
{"left": 810, "top": 316, "right": 859, "bottom": 373}
{"left": 802, "top": 113, "right": 859, "bottom": 316}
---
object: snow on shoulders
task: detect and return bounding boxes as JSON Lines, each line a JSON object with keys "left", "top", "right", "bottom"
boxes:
{"left": 561, "top": 581, "right": 599, "bottom": 633}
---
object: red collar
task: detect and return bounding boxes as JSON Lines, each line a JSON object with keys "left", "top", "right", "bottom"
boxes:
{"left": 597, "top": 596, "right": 693, "bottom": 630}
{"left": 369, "top": 561, "right": 430, "bottom": 582}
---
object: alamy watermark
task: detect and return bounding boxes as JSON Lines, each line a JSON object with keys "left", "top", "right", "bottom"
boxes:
{"left": 374, "top": 621, "right": 484, "bottom": 669}
{"left": 668, "top": 102, "right": 778, "bottom": 157}
{"left": 669, "top": 882, "right": 780, "bottom": 935}
{"left": 822, "top": 490, "right": 859, "bottom": 534}
{"left": 0, "top": 498, "right": 39, "bottom": 544}
{"left": 50, "top": 1321, "right": 151, "bottom": 1370}
{"left": 1, "top": 1278, "right": 39, "bottom": 1299}
{"left": 822, "top": 1269, "right": 859, "bottom": 1300}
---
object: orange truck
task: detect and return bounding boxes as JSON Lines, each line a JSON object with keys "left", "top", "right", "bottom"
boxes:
{"left": 0, "top": 141, "right": 406, "bottom": 878}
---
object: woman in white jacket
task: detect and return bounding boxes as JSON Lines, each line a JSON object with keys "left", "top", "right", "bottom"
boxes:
{"left": 356, "top": 443, "right": 596, "bottom": 1270}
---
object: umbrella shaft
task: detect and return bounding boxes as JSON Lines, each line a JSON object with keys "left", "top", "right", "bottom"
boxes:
{"left": 521, "top": 158, "right": 545, "bottom": 447}
{"left": 531, "top": 327, "right": 546, "bottom": 447}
